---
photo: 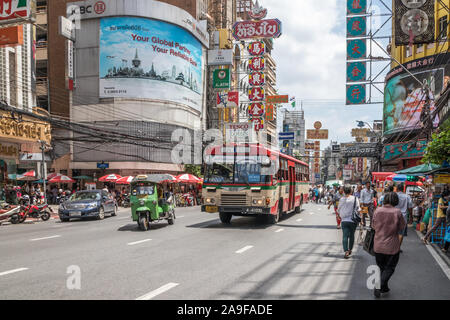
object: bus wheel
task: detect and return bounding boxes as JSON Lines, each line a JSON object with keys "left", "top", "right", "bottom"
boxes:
{"left": 219, "top": 212, "right": 232, "bottom": 224}
{"left": 268, "top": 208, "right": 280, "bottom": 224}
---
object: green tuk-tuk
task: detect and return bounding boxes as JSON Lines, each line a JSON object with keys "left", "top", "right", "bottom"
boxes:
{"left": 130, "top": 174, "right": 176, "bottom": 231}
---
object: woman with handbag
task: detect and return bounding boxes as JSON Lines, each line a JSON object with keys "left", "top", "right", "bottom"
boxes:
{"left": 337, "top": 185, "right": 361, "bottom": 259}
{"left": 372, "top": 192, "right": 406, "bottom": 298}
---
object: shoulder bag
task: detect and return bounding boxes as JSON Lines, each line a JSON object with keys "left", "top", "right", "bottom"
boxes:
{"left": 363, "top": 227, "right": 376, "bottom": 256}
{"left": 351, "top": 197, "right": 362, "bottom": 224}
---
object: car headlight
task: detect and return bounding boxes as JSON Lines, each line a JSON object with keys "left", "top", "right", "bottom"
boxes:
{"left": 86, "top": 203, "right": 98, "bottom": 209}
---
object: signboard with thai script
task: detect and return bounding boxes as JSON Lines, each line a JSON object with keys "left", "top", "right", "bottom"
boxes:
{"left": 266, "top": 95, "right": 289, "bottom": 104}
{"left": 343, "top": 143, "right": 378, "bottom": 158}
{"left": 307, "top": 129, "right": 329, "bottom": 140}
{"left": 216, "top": 91, "right": 239, "bottom": 108}
{"left": 382, "top": 140, "right": 427, "bottom": 161}
{"left": 0, "top": 110, "right": 51, "bottom": 144}
{"left": 0, "top": 0, "right": 32, "bottom": 23}
{"left": 232, "top": 19, "right": 282, "bottom": 40}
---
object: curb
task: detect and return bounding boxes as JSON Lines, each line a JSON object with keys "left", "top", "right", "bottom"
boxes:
{"left": 415, "top": 230, "right": 450, "bottom": 280}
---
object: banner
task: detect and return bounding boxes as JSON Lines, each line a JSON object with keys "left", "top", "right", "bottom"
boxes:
{"left": 394, "top": 0, "right": 435, "bottom": 45}
{"left": 99, "top": 17, "right": 204, "bottom": 112}
{"left": 232, "top": 19, "right": 282, "bottom": 40}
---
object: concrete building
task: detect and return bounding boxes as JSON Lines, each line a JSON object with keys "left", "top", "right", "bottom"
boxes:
{"left": 280, "top": 109, "right": 305, "bottom": 157}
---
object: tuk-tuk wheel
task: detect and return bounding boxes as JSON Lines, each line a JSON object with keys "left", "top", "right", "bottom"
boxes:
{"left": 168, "top": 218, "right": 174, "bottom": 225}
{"left": 139, "top": 215, "right": 149, "bottom": 231}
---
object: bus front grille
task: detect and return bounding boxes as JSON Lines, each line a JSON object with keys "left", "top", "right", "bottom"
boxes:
{"left": 221, "top": 194, "right": 247, "bottom": 206}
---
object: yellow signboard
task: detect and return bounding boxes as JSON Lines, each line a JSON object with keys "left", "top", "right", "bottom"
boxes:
{"left": 434, "top": 174, "right": 450, "bottom": 184}
{"left": 307, "top": 129, "right": 329, "bottom": 140}
{"left": 0, "top": 110, "right": 51, "bottom": 144}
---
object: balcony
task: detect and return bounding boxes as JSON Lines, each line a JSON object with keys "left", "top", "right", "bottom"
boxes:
{"left": 36, "top": 77, "right": 48, "bottom": 96}
{"left": 36, "top": 7, "right": 47, "bottom": 25}
{"left": 36, "top": 46, "right": 48, "bottom": 61}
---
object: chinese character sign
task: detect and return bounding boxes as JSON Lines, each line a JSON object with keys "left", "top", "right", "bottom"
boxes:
{"left": 346, "top": 61, "right": 366, "bottom": 82}
{"left": 248, "top": 41, "right": 265, "bottom": 56}
{"left": 347, "top": 39, "right": 366, "bottom": 60}
{"left": 347, "top": 16, "right": 366, "bottom": 37}
{"left": 248, "top": 87, "right": 265, "bottom": 101}
{"left": 249, "top": 72, "right": 265, "bottom": 86}
{"left": 217, "top": 91, "right": 239, "bottom": 108}
{"left": 346, "top": 84, "right": 366, "bottom": 104}
{"left": 347, "top": 0, "right": 367, "bottom": 15}
{"left": 249, "top": 57, "right": 265, "bottom": 71}
{"left": 248, "top": 103, "right": 265, "bottom": 118}
{"left": 265, "top": 104, "right": 274, "bottom": 121}
{"left": 251, "top": 117, "right": 265, "bottom": 131}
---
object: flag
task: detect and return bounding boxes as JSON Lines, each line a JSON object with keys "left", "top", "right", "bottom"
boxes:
{"left": 290, "top": 96, "right": 295, "bottom": 108}
{"left": 291, "top": 100, "right": 296, "bottom": 108}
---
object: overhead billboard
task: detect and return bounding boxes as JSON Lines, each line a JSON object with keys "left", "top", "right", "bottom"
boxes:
{"left": 0, "top": 0, "right": 32, "bottom": 23}
{"left": 383, "top": 54, "right": 448, "bottom": 135}
{"left": 394, "top": 0, "right": 435, "bottom": 45}
{"left": 99, "top": 17, "right": 204, "bottom": 112}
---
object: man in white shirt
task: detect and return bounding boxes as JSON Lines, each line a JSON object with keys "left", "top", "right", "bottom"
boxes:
{"left": 360, "top": 181, "right": 375, "bottom": 227}
{"left": 396, "top": 183, "right": 413, "bottom": 250}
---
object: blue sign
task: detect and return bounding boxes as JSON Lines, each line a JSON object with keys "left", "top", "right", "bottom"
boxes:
{"left": 315, "top": 174, "right": 321, "bottom": 179}
{"left": 279, "top": 132, "right": 295, "bottom": 140}
{"left": 347, "top": 16, "right": 366, "bottom": 37}
{"left": 346, "top": 61, "right": 366, "bottom": 82}
{"left": 347, "top": 0, "right": 367, "bottom": 15}
{"left": 346, "top": 84, "right": 366, "bottom": 105}
{"left": 383, "top": 140, "right": 427, "bottom": 161}
{"left": 97, "top": 162, "right": 109, "bottom": 169}
{"left": 347, "top": 39, "right": 366, "bottom": 60}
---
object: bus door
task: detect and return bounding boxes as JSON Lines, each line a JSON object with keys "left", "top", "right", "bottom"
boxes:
{"left": 289, "top": 166, "right": 295, "bottom": 211}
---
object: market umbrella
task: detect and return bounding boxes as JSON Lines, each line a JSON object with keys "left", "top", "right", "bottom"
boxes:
{"left": 46, "top": 172, "right": 61, "bottom": 180}
{"left": 98, "top": 174, "right": 122, "bottom": 182}
{"left": 176, "top": 173, "right": 202, "bottom": 183}
{"left": 393, "top": 174, "right": 407, "bottom": 182}
{"left": 17, "top": 170, "right": 37, "bottom": 181}
{"left": 116, "top": 176, "right": 134, "bottom": 185}
{"left": 396, "top": 163, "right": 441, "bottom": 175}
{"left": 7, "top": 174, "right": 17, "bottom": 180}
{"left": 49, "top": 175, "right": 76, "bottom": 184}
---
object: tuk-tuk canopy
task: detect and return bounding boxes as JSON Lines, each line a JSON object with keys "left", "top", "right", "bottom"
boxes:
{"left": 131, "top": 174, "right": 176, "bottom": 184}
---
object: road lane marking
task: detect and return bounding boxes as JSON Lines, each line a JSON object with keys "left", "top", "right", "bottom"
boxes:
{"left": 416, "top": 230, "right": 450, "bottom": 280}
{"left": 275, "top": 228, "right": 284, "bottom": 233}
{"left": 127, "top": 239, "right": 152, "bottom": 246}
{"left": 236, "top": 245, "right": 253, "bottom": 254}
{"left": 309, "top": 212, "right": 315, "bottom": 215}
{"left": 136, "top": 282, "right": 179, "bottom": 300}
{"left": 0, "top": 268, "right": 28, "bottom": 277}
{"left": 296, "top": 218, "right": 303, "bottom": 222}
{"left": 30, "top": 235, "right": 61, "bottom": 241}
{"left": 177, "top": 215, "right": 185, "bottom": 218}
{"left": 117, "top": 216, "right": 131, "bottom": 220}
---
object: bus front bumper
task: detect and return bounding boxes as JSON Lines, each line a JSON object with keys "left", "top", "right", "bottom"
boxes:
{"left": 202, "top": 205, "right": 271, "bottom": 215}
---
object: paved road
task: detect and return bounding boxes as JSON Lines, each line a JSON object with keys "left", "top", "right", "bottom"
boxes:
{"left": 0, "top": 202, "right": 449, "bottom": 300}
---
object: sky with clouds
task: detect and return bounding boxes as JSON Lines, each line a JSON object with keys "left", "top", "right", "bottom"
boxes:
{"left": 261, "top": 0, "right": 392, "bottom": 148}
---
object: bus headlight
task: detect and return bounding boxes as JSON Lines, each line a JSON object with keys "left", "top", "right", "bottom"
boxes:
{"left": 206, "top": 198, "right": 215, "bottom": 204}
{"left": 253, "top": 199, "right": 263, "bottom": 205}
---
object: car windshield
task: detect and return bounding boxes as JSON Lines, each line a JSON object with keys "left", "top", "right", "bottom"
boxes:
{"left": 70, "top": 192, "right": 101, "bottom": 201}
{"left": 131, "top": 185, "right": 155, "bottom": 196}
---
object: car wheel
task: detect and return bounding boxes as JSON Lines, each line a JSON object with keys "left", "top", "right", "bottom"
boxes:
{"left": 97, "top": 207, "right": 105, "bottom": 220}
{"left": 60, "top": 217, "right": 70, "bottom": 222}
{"left": 111, "top": 205, "right": 117, "bottom": 216}
{"left": 219, "top": 212, "right": 232, "bottom": 224}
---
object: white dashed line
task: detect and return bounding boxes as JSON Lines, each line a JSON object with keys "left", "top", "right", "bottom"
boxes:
{"left": 235, "top": 245, "right": 254, "bottom": 254}
{"left": 0, "top": 268, "right": 29, "bottom": 277}
{"left": 309, "top": 212, "right": 315, "bottom": 215}
{"left": 296, "top": 218, "right": 303, "bottom": 222}
{"left": 30, "top": 235, "right": 61, "bottom": 241}
{"left": 275, "top": 228, "right": 284, "bottom": 233}
{"left": 136, "top": 282, "right": 179, "bottom": 300}
{"left": 177, "top": 215, "right": 185, "bottom": 218}
{"left": 127, "top": 239, "right": 152, "bottom": 246}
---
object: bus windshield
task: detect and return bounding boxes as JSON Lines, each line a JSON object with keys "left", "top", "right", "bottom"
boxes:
{"left": 204, "top": 162, "right": 271, "bottom": 184}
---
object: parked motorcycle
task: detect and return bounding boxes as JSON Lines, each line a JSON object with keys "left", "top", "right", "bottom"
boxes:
{"left": 183, "top": 193, "right": 195, "bottom": 207}
{"left": 17, "top": 195, "right": 53, "bottom": 223}
{"left": 0, "top": 205, "right": 22, "bottom": 225}
{"left": 121, "top": 193, "right": 130, "bottom": 208}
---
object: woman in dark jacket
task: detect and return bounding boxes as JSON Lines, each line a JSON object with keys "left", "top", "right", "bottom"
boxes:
{"left": 372, "top": 192, "right": 406, "bottom": 298}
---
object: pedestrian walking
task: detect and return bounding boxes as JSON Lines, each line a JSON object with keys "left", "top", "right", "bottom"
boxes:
{"left": 354, "top": 184, "right": 362, "bottom": 199}
{"left": 395, "top": 183, "right": 413, "bottom": 250}
{"left": 337, "top": 185, "right": 361, "bottom": 258}
{"left": 329, "top": 186, "right": 344, "bottom": 229}
{"left": 422, "top": 191, "right": 449, "bottom": 245}
{"left": 372, "top": 192, "right": 406, "bottom": 297}
{"left": 360, "top": 181, "right": 375, "bottom": 227}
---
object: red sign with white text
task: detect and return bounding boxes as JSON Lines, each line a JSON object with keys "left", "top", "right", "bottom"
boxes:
{"left": 249, "top": 72, "right": 265, "bottom": 86}
{"left": 232, "top": 19, "right": 282, "bottom": 40}
{"left": 248, "top": 87, "right": 265, "bottom": 102}
{"left": 248, "top": 41, "right": 265, "bottom": 56}
{"left": 248, "top": 103, "right": 265, "bottom": 118}
{"left": 249, "top": 57, "right": 265, "bottom": 71}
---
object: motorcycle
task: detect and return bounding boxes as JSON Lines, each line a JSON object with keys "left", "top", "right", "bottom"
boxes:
{"left": 183, "top": 193, "right": 194, "bottom": 207}
{"left": 17, "top": 195, "right": 53, "bottom": 223}
{"left": 121, "top": 193, "right": 130, "bottom": 208}
{"left": 0, "top": 205, "right": 22, "bottom": 225}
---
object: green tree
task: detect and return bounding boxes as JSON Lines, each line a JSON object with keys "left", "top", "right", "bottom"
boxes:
{"left": 183, "top": 164, "right": 203, "bottom": 178}
{"left": 422, "top": 119, "right": 450, "bottom": 165}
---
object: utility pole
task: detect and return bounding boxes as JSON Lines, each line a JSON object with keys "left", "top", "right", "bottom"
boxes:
{"left": 38, "top": 140, "right": 50, "bottom": 204}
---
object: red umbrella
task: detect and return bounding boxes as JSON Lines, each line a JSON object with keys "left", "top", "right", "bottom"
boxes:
{"left": 99, "top": 174, "right": 122, "bottom": 182}
{"left": 116, "top": 176, "right": 134, "bottom": 185}
{"left": 176, "top": 173, "right": 202, "bottom": 183}
{"left": 47, "top": 172, "right": 61, "bottom": 180}
{"left": 23, "top": 170, "right": 36, "bottom": 177}
{"left": 49, "top": 175, "right": 76, "bottom": 183}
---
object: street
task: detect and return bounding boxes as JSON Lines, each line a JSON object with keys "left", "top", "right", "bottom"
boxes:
{"left": 1, "top": 202, "right": 449, "bottom": 300}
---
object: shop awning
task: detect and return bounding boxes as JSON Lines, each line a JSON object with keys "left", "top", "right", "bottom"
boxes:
{"left": 395, "top": 163, "right": 441, "bottom": 175}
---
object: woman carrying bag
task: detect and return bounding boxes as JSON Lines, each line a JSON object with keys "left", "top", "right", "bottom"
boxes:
{"left": 337, "top": 185, "right": 362, "bottom": 259}
{"left": 371, "top": 192, "right": 406, "bottom": 298}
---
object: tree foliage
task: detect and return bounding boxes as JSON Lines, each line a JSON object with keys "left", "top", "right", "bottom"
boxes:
{"left": 183, "top": 164, "right": 203, "bottom": 178}
{"left": 422, "top": 119, "right": 450, "bottom": 165}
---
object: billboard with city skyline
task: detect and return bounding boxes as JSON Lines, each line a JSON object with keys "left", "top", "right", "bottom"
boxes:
{"left": 99, "top": 17, "right": 204, "bottom": 112}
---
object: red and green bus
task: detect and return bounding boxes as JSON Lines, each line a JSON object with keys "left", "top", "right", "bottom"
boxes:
{"left": 201, "top": 143, "right": 310, "bottom": 224}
